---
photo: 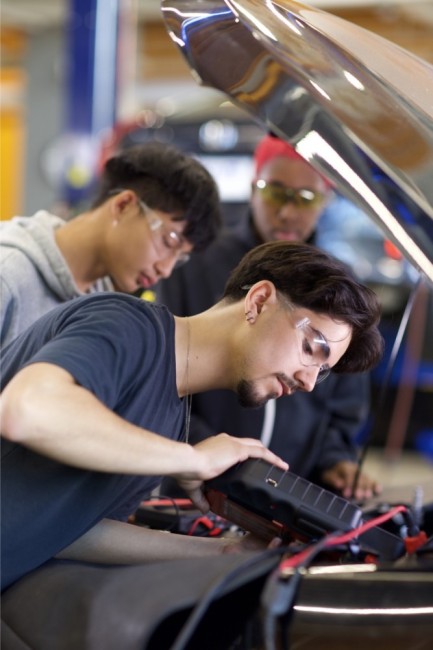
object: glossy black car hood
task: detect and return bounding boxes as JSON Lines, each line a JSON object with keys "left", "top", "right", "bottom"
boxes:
{"left": 161, "top": 0, "right": 433, "bottom": 284}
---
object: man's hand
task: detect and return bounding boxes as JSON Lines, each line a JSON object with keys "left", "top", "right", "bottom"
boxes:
{"left": 174, "top": 433, "right": 289, "bottom": 512}
{"left": 321, "top": 460, "right": 382, "bottom": 501}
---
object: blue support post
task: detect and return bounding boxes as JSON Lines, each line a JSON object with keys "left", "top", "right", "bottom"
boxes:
{"left": 62, "top": 0, "right": 121, "bottom": 207}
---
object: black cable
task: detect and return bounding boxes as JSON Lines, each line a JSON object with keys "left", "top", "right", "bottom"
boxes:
{"left": 138, "top": 494, "right": 182, "bottom": 532}
{"left": 261, "top": 533, "right": 339, "bottom": 650}
{"left": 262, "top": 569, "right": 304, "bottom": 650}
{"left": 168, "top": 545, "right": 287, "bottom": 650}
{"left": 351, "top": 274, "right": 422, "bottom": 499}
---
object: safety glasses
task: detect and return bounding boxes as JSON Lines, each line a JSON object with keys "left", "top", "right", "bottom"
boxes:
{"left": 294, "top": 316, "right": 331, "bottom": 384}
{"left": 255, "top": 179, "right": 326, "bottom": 210}
{"left": 138, "top": 200, "right": 190, "bottom": 269}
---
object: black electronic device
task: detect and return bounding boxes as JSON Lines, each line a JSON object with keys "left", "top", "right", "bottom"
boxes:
{"left": 205, "top": 459, "right": 405, "bottom": 560}
{"left": 205, "top": 459, "right": 362, "bottom": 541}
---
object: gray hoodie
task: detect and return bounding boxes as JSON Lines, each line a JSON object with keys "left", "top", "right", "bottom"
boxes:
{"left": 0, "top": 211, "right": 114, "bottom": 347}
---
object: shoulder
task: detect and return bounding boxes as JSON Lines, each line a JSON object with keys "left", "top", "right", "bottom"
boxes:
{"left": 50, "top": 294, "right": 174, "bottom": 345}
{"left": 0, "top": 211, "right": 65, "bottom": 242}
{"left": 7, "top": 295, "right": 175, "bottom": 380}
{"left": 56, "top": 292, "right": 170, "bottom": 322}
{"left": 0, "top": 211, "right": 65, "bottom": 275}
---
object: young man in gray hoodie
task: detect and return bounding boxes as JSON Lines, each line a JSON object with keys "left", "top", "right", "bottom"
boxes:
{"left": 0, "top": 141, "right": 221, "bottom": 347}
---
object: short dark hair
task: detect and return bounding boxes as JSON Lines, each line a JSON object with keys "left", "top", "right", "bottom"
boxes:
{"left": 223, "top": 241, "right": 384, "bottom": 373}
{"left": 91, "top": 142, "right": 222, "bottom": 251}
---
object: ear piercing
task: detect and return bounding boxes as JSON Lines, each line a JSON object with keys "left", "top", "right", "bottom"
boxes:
{"left": 245, "top": 311, "right": 254, "bottom": 323}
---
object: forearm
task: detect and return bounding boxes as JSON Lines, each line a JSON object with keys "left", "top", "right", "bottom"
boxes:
{"left": 55, "top": 519, "right": 230, "bottom": 564}
{"left": 1, "top": 363, "right": 288, "bottom": 481}
{"left": 0, "top": 363, "right": 196, "bottom": 475}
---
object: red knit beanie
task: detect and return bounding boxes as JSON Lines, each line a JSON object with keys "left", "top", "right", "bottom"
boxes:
{"left": 253, "top": 134, "right": 334, "bottom": 188}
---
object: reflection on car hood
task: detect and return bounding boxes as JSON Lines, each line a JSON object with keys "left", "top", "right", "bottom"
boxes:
{"left": 161, "top": 0, "right": 433, "bottom": 284}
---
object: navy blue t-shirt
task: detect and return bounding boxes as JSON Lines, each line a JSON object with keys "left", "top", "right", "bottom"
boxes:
{"left": 1, "top": 293, "right": 186, "bottom": 591}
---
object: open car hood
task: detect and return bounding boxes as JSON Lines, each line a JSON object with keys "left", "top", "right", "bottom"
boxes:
{"left": 161, "top": 0, "right": 433, "bottom": 284}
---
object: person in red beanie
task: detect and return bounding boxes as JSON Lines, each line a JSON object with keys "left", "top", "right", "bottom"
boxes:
{"left": 157, "top": 133, "right": 381, "bottom": 501}
{"left": 250, "top": 134, "right": 334, "bottom": 245}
